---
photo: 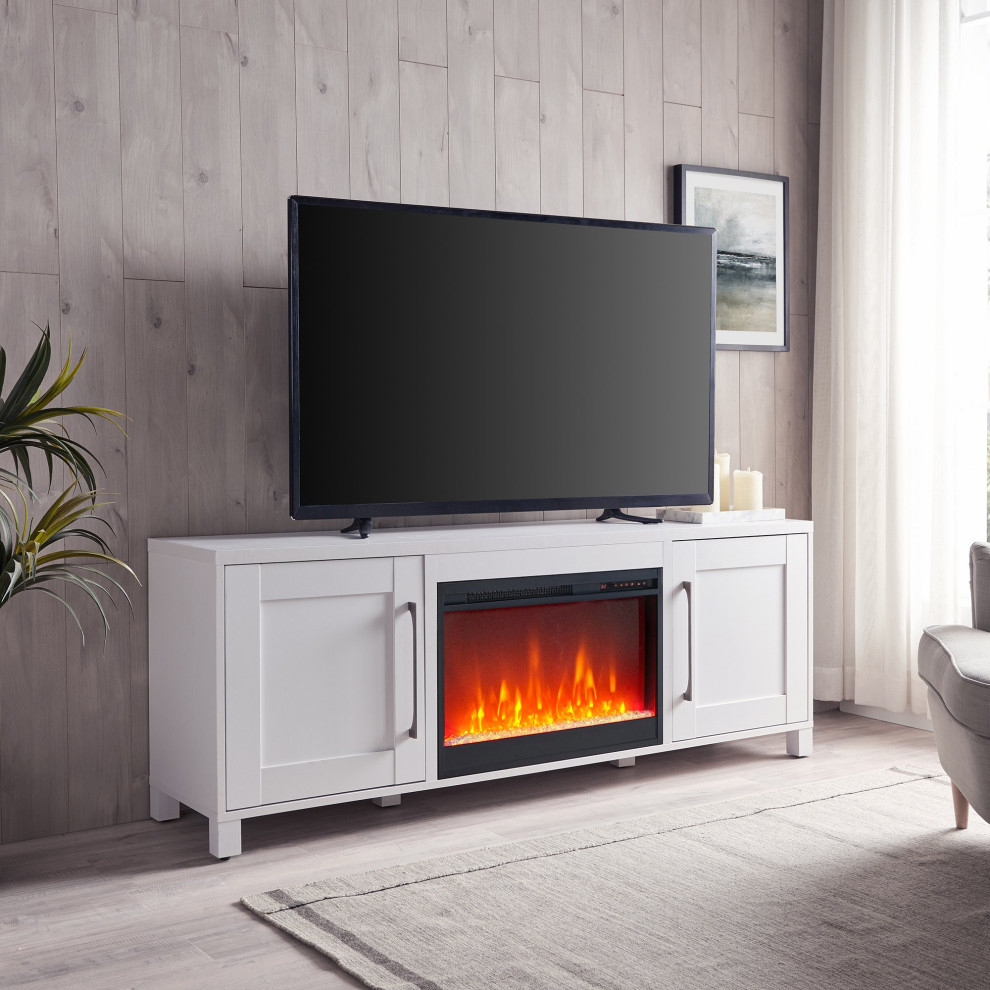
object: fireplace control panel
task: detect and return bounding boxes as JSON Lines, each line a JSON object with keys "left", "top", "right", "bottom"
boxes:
{"left": 598, "top": 578, "right": 654, "bottom": 592}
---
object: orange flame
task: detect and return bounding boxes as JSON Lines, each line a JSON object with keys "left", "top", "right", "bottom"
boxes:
{"left": 445, "top": 641, "right": 651, "bottom": 745}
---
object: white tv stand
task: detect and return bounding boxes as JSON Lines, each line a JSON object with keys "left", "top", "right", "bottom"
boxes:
{"left": 148, "top": 518, "right": 813, "bottom": 858}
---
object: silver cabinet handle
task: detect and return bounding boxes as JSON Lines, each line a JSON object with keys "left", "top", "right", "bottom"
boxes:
{"left": 683, "top": 580, "right": 696, "bottom": 702}
{"left": 403, "top": 601, "right": 419, "bottom": 740}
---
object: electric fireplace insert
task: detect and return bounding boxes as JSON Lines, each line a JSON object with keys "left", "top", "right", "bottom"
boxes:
{"left": 438, "top": 569, "right": 661, "bottom": 778}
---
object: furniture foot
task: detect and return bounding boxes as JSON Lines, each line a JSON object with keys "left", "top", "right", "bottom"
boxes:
{"left": 786, "top": 728, "right": 813, "bottom": 758}
{"left": 150, "top": 786, "right": 180, "bottom": 822}
{"left": 209, "top": 818, "right": 241, "bottom": 859}
{"left": 372, "top": 794, "right": 401, "bottom": 808}
{"left": 610, "top": 757, "right": 636, "bottom": 768}
{"left": 952, "top": 781, "right": 970, "bottom": 829}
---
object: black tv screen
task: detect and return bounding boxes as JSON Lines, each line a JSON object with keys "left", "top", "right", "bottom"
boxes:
{"left": 289, "top": 197, "right": 716, "bottom": 523}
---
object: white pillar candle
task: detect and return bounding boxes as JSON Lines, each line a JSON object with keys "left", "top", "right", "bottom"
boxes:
{"left": 733, "top": 468, "right": 763, "bottom": 511}
{"left": 714, "top": 450, "right": 730, "bottom": 510}
{"left": 693, "top": 462, "right": 720, "bottom": 512}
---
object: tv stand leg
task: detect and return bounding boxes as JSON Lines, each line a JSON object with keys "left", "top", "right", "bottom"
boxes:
{"left": 610, "top": 757, "right": 636, "bottom": 768}
{"left": 786, "top": 728, "right": 813, "bottom": 758}
{"left": 209, "top": 818, "right": 241, "bottom": 859}
{"left": 150, "top": 786, "right": 180, "bottom": 821}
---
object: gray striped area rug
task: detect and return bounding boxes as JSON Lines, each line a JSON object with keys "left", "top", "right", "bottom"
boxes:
{"left": 243, "top": 767, "right": 990, "bottom": 990}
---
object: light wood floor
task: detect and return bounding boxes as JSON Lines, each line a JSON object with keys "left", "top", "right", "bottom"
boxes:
{"left": 0, "top": 712, "right": 940, "bottom": 989}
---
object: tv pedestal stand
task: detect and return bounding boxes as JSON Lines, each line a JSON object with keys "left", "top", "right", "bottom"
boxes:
{"left": 342, "top": 517, "right": 373, "bottom": 539}
{"left": 597, "top": 508, "right": 662, "bottom": 525}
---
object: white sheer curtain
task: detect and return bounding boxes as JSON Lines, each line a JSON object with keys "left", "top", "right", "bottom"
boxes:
{"left": 813, "top": 0, "right": 989, "bottom": 713}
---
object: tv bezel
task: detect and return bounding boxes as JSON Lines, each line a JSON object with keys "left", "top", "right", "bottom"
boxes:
{"left": 288, "top": 195, "right": 717, "bottom": 523}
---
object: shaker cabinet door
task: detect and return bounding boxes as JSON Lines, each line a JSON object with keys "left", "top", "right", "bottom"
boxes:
{"left": 670, "top": 535, "right": 809, "bottom": 742}
{"left": 224, "top": 556, "right": 425, "bottom": 810}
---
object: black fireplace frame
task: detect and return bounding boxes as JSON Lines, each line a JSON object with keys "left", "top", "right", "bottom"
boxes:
{"left": 437, "top": 568, "right": 661, "bottom": 779}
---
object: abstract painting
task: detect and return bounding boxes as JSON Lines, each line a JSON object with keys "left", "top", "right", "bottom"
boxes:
{"left": 675, "top": 166, "right": 789, "bottom": 351}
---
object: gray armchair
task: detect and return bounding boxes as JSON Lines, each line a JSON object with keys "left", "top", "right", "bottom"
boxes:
{"left": 918, "top": 542, "right": 990, "bottom": 828}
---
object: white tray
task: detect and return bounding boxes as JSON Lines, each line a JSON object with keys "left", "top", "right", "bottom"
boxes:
{"left": 660, "top": 507, "right": 786, "bottom": 525}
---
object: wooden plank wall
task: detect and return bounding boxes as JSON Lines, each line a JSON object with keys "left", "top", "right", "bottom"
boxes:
{"left": 0, "top": 0, "right": 822, "bottom": 843}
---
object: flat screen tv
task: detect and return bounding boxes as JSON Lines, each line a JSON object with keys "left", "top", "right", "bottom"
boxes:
{"left": 289, "top": 196, "right": 716, "bottom": 532}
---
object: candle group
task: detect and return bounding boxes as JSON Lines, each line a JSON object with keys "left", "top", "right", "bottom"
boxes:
{"left": 687, "top": 453, "right": 765, "bottom": 513}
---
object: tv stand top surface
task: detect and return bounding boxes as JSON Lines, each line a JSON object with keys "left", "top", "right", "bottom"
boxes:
{"left": 149, "top": 517, "right": 812, "bottom": 566}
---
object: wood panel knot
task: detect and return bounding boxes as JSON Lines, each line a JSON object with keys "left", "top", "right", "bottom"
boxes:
{"left": 240, "top": 55, "right": 249, "bottom": 67}
{"left": 187, "top": 362, "right": 196, "bottom": 376}
{"left": 61, "top": 302, "right": 70, "bottom": 314}
{"left": 198, "top": 172, "right": 209, "bottom": 184}
{"left": 319, "top": 82, "right": 328, "bottom": 95}
{"left": 72, "top": 100, "right": 84, "bottom": 113}
{"left": 152, "top": 316, "right": 162, "bottom": 329}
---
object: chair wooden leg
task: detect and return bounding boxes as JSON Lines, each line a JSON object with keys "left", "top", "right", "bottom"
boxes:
{"left": 952, "top": 781, "right": 970, "bottom": 830}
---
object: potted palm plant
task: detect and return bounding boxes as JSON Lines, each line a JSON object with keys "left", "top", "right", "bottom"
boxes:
{"left": 0, "top": 325, "right": 135, "bottom": 642}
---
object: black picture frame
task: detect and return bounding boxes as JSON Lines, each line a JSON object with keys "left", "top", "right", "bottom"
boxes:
{"left": 675, "top": 165, "right": 789, "bottom": 352}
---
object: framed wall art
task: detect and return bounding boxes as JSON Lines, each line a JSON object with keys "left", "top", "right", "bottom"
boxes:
{"left": 675, "top": 165, "right": 789, "bottom": 351}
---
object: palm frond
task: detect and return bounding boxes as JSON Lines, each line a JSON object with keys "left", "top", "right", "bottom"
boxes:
{"left": 0, "top": 325, "right": 133, "bottom": 645}
{"left": 28, "top": 570, "right": 116, "bottom": 642}
{"left": 0, "top": 324, "right": 125, "bottom": 494}
{"left": 0, "top": 482, "right": 137, "bottom": 645}
{"left": 0, "top": 327, "right": 52, "bottom": 424}
{"left": 30, "top": 585, "right": 86, "bottom": 642}
{"left": 0, "top": 428, "right": 106, "bottom": 495}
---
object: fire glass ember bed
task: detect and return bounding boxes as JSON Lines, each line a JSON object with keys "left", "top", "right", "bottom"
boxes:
{"left": 437, "top": 569, "right": 660, "bottom": 778}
